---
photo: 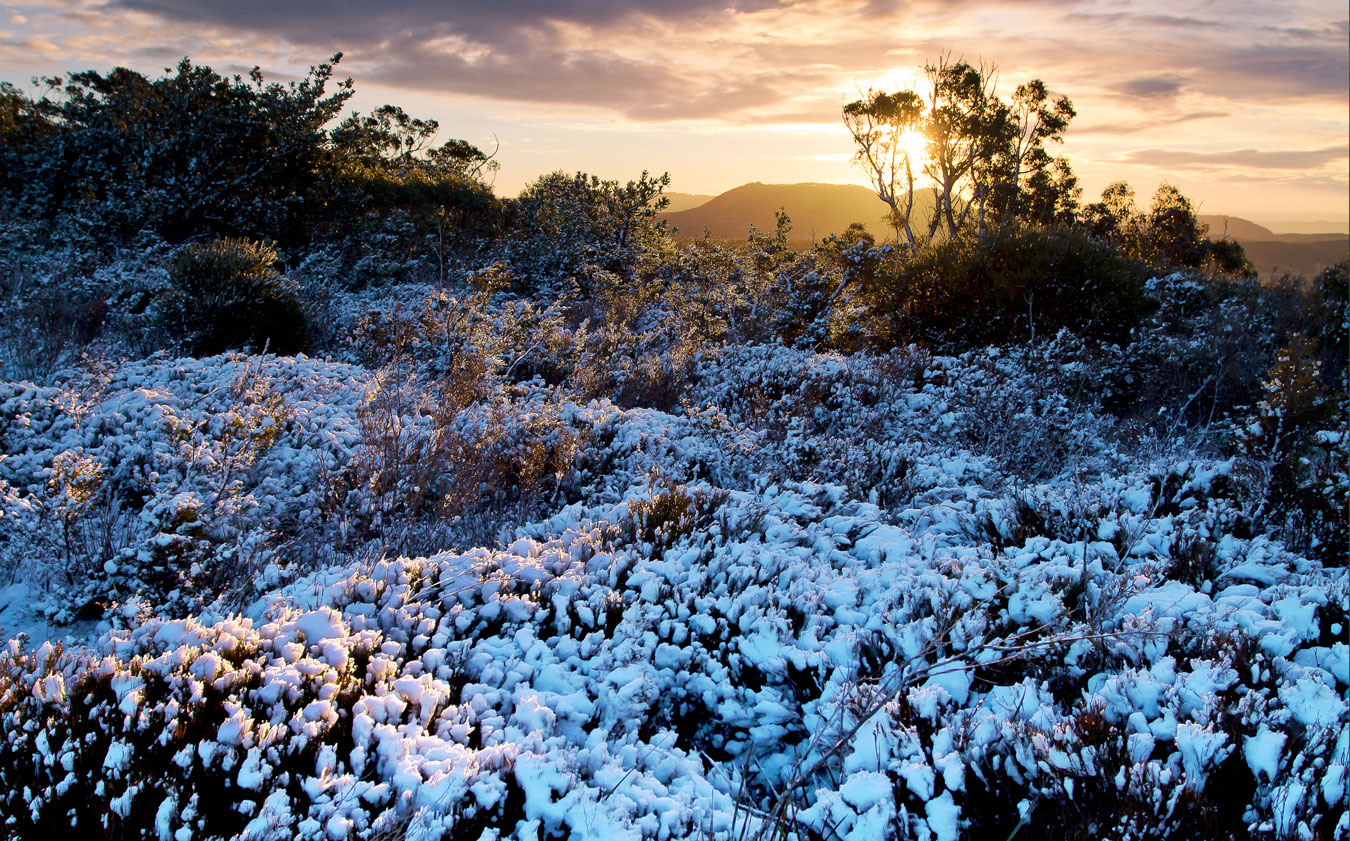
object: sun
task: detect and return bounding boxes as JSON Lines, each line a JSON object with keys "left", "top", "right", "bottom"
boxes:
{"left": 899, "top": 128, "right": 927, "bottom": 172}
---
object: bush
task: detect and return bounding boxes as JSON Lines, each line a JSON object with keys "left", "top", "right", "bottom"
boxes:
{"left": 1, "top": 59, "right": 351, "bottom": 249}
{"left": 504, "top": 170, "right": 671, "bottom": 295}
{"left": 1097, "top": 272, "right": 1286, "bottom": 427}
{"left": 159, "top": 239, "right": 310, "bottom": 356}
{"left": 866, "top": 224, "right": 1150, "bottom": 351}
{"left": 1311, "top": 259, "right": 1348, "bottom": 389}
{"left": 1234, "top": 336, "right": 1348, "bottom": 564}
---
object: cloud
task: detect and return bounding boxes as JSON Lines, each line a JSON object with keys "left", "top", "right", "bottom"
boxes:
{"left": 1112, "top": 74, "right": 1187, "bottom": 100}
{"left": 0, "top": 34, "right": 63, "bottom": 60}
{"left": 101, "top": 0, "right": 826, "bottom": 119}
{"left": 1120, "top": 146, "right": 1348, "bottom": 171}
{"left": 5, "top": 0, "right": 1346, "bottom": 127}
{"left": 1062, "top": 11, "right": 1227, "bottom": 31}
{"left": 1204, "top": 44, "right": 1349, "bottom": 101}
{"left": 1074, "top": 110, "right": 1228, "bottom": 135}
{"left": 108, "top": 0, "right": 781, "bottom": 47}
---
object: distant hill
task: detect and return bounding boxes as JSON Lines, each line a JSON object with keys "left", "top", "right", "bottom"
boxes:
{"left": 1265, "top": 220, "right": 1350, "bottom": 236}
{"left": 662, "top": 192, "right": 715, "bottom": 213}
{"left": 1200, "top": 214, "right": 1348, "bottom": 279}
{"left": 1198, "top": 215, "right": 1277, "bottom": 242}
{"left": 1239, "top": 239, "right": 1348, "bottom": 280}
{"left": 658, "top": 190, "right": 1347, "bottom": 277}
{"left": 661, "top": 182, "right": 937, "bottom": 244}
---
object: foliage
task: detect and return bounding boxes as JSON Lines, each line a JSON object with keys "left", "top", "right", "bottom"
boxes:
{"left": 320, "top": 105, "right": 504, "bottom": 286}
{"left": 3, "top": 58, "right": 351, "bottom": 249}
{"left": 1310, "top": 260, "right": 1348, "bottom": 388}
{"left": 505, "top": 170, "right": 672, "bottom": 294}
{"left": 842, "top": 89, "right": 927, "bottom": 246}
{"left": 0, "top": 56, "right": 504, "bottom": 286}
{"left": 861, "top": 223, "right": 1150, "bottom": 351}
{"left": 1096, "top": 272, "right": 1287, "bottom": 427}
{"left": 0, "top": 355, "right": 332, "bottom": 621}
{"left": 985, "top": 78, "right": 1080, "bottom": 226}
{"left": 844, "top": 56, "right": 1079, "bottom": 246}
{"left": 158, "top": 239, "right": 310, "bottom": 356}
{"left": 1082, "top": 181, "right": 1254, "bottom": 276}
{"left": 1234, "top": 336, "right": 1348, "bottom": 564}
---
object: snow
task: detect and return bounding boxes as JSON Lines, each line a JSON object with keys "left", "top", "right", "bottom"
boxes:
{"left": 925, "top": 791, "right": 960, "bottom": 841}
{"left": 1243, "top": 727, "right": 1286, "bottom": 782}
{"left": 0, "top": 339, "right": 1345, "bottom": 839}
{"left": 289, "top": 609, "right": 347, "bottom": 644}
{"left": 1280, "top": 678, "right": 1347, "bottom": 728}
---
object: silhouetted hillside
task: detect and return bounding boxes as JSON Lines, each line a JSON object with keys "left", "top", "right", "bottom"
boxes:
{"left": 1198, "top": 215, "right": 1277, "bottom": 242}
{"left": 1266, "top": 220, "right": 1349, "bottom": 236}
{"left": 1199, "top": 214, "right": 1348, "bottom": 278}
{"left": 661, "top": 182, "right": 937, "bottom": 244}
{"left": 662, "top": 192, "right": 715, "bottom": 213}
{"left": 1241, "top": 238, "right": 1349, "bottom": 280}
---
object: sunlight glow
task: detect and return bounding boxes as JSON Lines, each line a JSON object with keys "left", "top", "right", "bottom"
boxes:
{"left": 899, "top": 128, "right": 927, "bottom": 174}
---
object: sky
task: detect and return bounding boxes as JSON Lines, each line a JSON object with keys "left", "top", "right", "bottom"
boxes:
{"left": 1, "top": 0, "right": 1346, "bottom": 226}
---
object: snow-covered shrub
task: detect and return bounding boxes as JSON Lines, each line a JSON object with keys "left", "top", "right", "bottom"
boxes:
{"left": 0, "top": 354, "right": 365, "bottom": 621}
{"left": 1310, "top": 260, "right": 1348, "bottom": 387}
{"left": 1099, "top": 272, "right": 1285, "bottom": 427}
{"left": 1, "top": 241, "right": 1346, "bottom": 840}
{"left": 329, "top": 381, "right": 585, "bottom": 555}
{"left": 352, "top": 277, "right": 578, "bottom": 394}
{"left": 0, "top": 462, "right": 1342, "bottom": 840}
{"left": 934, "top": 337, "right": 1117, "bottom": 480}
{"left": 505, "top": 170, "right": 671, "bottom": 296}
{"left": 0, "top": 225, "right": 172, "bottom": 381}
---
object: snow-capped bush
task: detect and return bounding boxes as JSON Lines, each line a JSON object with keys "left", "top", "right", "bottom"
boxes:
{"left": 0, "top": 461, "right": 1343, "bottom": 839}
{"left": 1234, "top": 338, "right": 1349, "bottom": 565}
{"left": 1, "top": 236, "right": 1346, "bottom": 839}
{"left": 0, "top": 354, "right": 366, "bottom": 621}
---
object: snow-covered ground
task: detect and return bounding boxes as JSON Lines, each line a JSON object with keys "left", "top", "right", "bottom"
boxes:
{"left": 0, "top": 341, "right": 1345, "bottom": 840}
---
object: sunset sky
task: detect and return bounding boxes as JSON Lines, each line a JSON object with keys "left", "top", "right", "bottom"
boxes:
{"left": 2, "top": 0, "right": 1346, "bottom": 226}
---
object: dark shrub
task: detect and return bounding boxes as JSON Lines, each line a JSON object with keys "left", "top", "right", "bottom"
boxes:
{"left": 1312, "top": 259, "right": 1348, "bottom": 389}
{"left": 867, "top": 224, "right": 1150, "bottom": 351}
{"left": 160, "top": 238, "right": 310, "bottom": 356}
{"left": 1234, "top": 336, "right": 1348, "bottom": 564}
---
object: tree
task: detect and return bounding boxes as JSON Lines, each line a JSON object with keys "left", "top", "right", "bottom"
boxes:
{"left": 843, "top": 57, "right": 1078, "bottom": 242}
{"left": 0, "top": 55, "right": 504, "bottom": 276}
{"left": 1081, "top": 180, "right": 1251, "bottom": 275}
{"left": 1146, "top": 183, "right": 1209, "bottom": 269}
{"left": 987, "top": 79, "right": 1078, "bottom": 225}
{"left": 842, "top": 89, "right": 925, "bottom": 248}
{"left": 0, "top": 82, "right": 56, "bottom": 201}
{"left": 329, "top": 104, "right": 440, "bottom": 168}
{"left": 323, "top": 105, "right": 503, "bottom": 284}
{"left": 921, "top": 55, "right": 1008, "bottom": 238}
{"left": 1082, "top": 181, "right": 1141, "bottom": 243}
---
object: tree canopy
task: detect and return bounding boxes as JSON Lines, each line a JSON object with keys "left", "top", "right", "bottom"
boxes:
{"left": 843, "top": 56, "right": 1078, "bottom": 245}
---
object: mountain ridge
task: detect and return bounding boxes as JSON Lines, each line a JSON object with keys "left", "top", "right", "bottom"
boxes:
{"left": 660, "top": 181, "right": 938, "bottom": 244}
{"left": 659, "top": 182, "right": 1347, "bottom": 276}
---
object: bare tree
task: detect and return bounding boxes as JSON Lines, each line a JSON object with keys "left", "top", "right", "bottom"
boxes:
{"left": 843, "top": 89, "right": 925, "bottom": 249}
